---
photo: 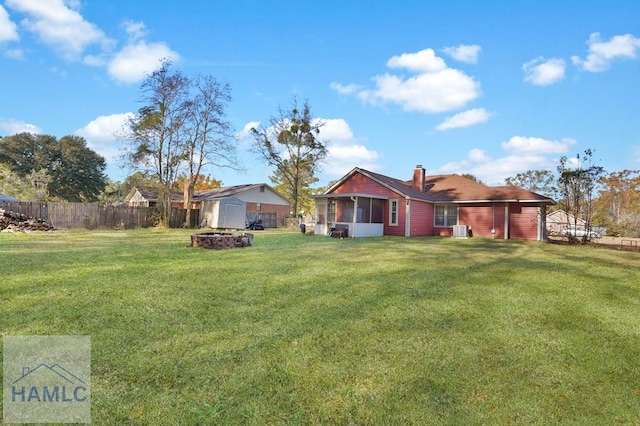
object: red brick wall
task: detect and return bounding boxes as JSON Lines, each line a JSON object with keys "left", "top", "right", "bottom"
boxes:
{"left": 246, "top": 202, "right": 290, "bottom": 227}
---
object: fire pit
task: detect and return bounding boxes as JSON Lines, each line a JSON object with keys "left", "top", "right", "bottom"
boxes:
{"left": 190, "top": 232, "right": 254, "bottom": 249}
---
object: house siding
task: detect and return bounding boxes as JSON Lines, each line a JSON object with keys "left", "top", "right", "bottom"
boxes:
{"left": 408, "top": 200, "right": 433, "bottom": 236}
{"left": 385, "top": 199, "right": 406, "bottom": 236}
{"left": 509, "top": 205, "right": 540, "bottom": 240}
{"left": 459, "top": 204, "right": 502, "bottom": 238}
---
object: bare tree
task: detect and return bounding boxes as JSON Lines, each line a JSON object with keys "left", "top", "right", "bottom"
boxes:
{"left": 124, "top": 60, "right": 239, "bottom": 227}
{"left": 557, "top": 149, "right": 605, "bottom": 242}
{"left": 182, "top": 75, "right": 239, "bottom": 226}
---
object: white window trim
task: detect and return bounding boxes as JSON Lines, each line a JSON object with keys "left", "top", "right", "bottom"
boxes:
{"left": 434, "top": 204, "right": 459, "bottom": 227}
{"left": 389, "top": 199, "right": 398, "bottom": 226}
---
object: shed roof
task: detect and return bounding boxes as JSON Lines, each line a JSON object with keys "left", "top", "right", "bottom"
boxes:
{"left": 193, "top": 183, "right": 288, "bottom": 203}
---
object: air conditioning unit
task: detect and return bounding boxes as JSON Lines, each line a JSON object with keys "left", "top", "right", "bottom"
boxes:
{"left": 452, "top": 225, "right": 469, "bottom": 238}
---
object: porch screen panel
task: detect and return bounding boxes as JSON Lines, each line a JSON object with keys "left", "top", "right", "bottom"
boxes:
{"left": 337, "top": 199, "right": 354, "bottom": 222}
{"left": 371, "top": 199, "right": 384, "bottom": 223}
{"left": 357, "top": 197, "right": 371, "bottom": 223}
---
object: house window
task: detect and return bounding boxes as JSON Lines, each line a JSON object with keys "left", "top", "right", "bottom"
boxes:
{"left": 260, "top": 185, "right": 265, "bottom": 192}
{"left": 434, "top": 204, "right": 458, "bottom": 227}
{"left": 389, "top": 199, "right": 398, "bottom": 226}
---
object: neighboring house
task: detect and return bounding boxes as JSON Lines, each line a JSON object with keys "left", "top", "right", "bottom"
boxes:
{"left": 124, "top": 187, "right": 185, "bottom": 208}
{"left": 194, "top": 184, "right": 290, "bottom": 227}
{"left": 312, "top": 166, "right": 556, "bottom": 241}
{"left": 546, "top": 210, "right": 586, "bottom": 235}
{"left": 546, "top": 209, "right": 606, "bottom": 237}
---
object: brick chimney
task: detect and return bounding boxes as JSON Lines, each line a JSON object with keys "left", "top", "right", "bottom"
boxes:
{"left": 413, "top": 165, "right": 425, "bottom": 192}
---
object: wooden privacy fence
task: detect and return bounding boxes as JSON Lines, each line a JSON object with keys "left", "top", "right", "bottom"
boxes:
{"left": 0, "top": 201, "right": 157, "bottom": 229}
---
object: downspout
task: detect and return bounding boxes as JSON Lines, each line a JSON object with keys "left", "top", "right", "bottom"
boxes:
{"left": 491, "top": 202, "right": 496, "bottom": 238}
{"left": 504, "top": 203, "right": 509, "bottom": 240}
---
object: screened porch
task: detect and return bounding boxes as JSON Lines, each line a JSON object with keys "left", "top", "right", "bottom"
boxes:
{"left": 312, "top": 194, "right": 387, "bottom": 238}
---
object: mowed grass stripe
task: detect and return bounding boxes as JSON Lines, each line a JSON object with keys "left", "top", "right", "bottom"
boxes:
{"left": 1, "top": 229, "right": 639, "bottom": 424}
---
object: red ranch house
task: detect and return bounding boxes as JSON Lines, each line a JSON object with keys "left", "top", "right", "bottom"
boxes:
{"left": 313, "top": 166, "right": 556, "bottom": 241}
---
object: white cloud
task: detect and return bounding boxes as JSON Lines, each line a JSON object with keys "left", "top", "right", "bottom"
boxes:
{"left": 343, "top": 47, "right": 480, "bottom": 114}
{"left": 441, "top": 44, "right": 481, "bottom": 64}
{"left": 122, "top": 20, "right": 146, "bottom": 42}
{"left": 436, "top": 108, "right": 493, "bottom": 131}
{"left": 107, "top": 41, "right": 180, "bottom": 84}
{"left": 0, "top": 118, "right": 41, "bottom": 135}
{"left": 523, "top": 57, "right": 566, "bottom": 86}
{"left": 571, "top": 32, "right": 640, "bottom": 72}
{"left": 324, "top": 144, "right": 380, "bottom": 177}
{"left": 75, "top": 113, "right": 133, "bottom": 163}
{"left": 319, "top": 118, "right": 381, "bottom": 177}
{"left": 502, "top": 136, "right": 575, "bottom": 154}
{"left": 329, "top": 82, "right": 362, "bottom": 95}
{"left": 0, "top": 5, "right": 19, "bottom": 43}
{"left": 237, "top": 121, "right": 260, "bottom": 140}
{"left": 317, "top": 118, "right": 354, "bottom": 142}
{"left": 4, "top": 48, "right": 23, "bottom": 59}
{"left": 436, "top": 136, "right": 578, "bottom": 185}
{"left": 386, "top": 48, "right": 447, "bottom": 73}
{"left": 5, "top": 0, "right": 114, "bottom": 61}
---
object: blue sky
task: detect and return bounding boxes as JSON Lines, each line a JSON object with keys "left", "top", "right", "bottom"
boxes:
{"left": 1, "top": 0, "right": 639, "bottom": 187}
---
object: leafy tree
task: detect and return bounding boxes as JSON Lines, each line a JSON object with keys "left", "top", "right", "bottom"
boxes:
{"left": 123, "top": 60, "right": 238, "bottom": 227}
{"left": 0, "top": 163, "right": 52, "bottom": 201}
{"left": 49, "top": 136, "right": 107, "bottom": 202}
{"left": 251, "top": 98, "right": 327, "bottom": 218}
{"left": 0, "top": 133, "right": 58, "bottom": 177}
{"left": 557, "top": 149, "right": 605, "bottom": 242}
{"left": 595, "top": 170, "right": 640, "bottom": 237}
{"left": 269, "top": 165, "right": 317, "bottom": 217}
{"left": 505, "top": 169, "right": 557, "bottom": 200}
{"left": 0, "top": 133, "right": 106, "bottom": 201}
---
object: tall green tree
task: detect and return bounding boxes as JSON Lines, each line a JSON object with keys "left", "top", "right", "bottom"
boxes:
{"left": 50, "top": 136, "right": 107, "bottom": 202}
{"left": 251, "top": 98, "right": 327, "bottom": 218}
{"left": 505, "top": 169, "right": 557, "bottom": 200}
{"left": 269, "top": 164, "right": 318, "bottom": 217}
{"left": 0, "top": 132, "right": 106, "bottom": 201}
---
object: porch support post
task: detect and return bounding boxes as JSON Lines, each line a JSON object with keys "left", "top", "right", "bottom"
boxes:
{"left": 405, "top": 198, "right": 411, "bottom": 237}
{"left": 504, "top": 203, "right": 509, "bottom": 240}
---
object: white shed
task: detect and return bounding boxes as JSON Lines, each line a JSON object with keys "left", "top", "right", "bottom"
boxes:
{"left": 199, "top": 197, "right": 247, "bottom": 229}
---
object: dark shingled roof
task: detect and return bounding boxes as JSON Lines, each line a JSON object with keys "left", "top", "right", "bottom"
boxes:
{"left": 328, "top": 168, "right": 555, "bottom": 204}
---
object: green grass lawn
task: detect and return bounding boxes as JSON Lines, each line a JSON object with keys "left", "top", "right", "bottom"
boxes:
{"left": 1, "top": 229, "right": 639, "bottom": 424}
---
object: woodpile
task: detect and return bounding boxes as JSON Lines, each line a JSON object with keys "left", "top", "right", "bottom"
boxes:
{"left": 0, "top": 208, "right": 56, "bottom": 232}
{"left": 190, "top": 232, "right": 253, "bottom": 249}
